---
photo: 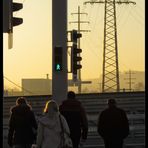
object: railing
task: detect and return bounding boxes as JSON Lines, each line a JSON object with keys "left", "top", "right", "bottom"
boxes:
{"left": 3, "top": 92, "right": 145, "bottom": 148}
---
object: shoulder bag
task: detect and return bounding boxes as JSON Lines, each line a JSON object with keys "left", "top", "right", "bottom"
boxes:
{"left": 59, "top": 115, "right": 73, "bottom": 148}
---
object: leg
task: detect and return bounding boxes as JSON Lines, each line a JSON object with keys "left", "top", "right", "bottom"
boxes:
{"left": 14, "top": 144, "right": 32, "bottom": 148}
{"left": 104, "top": 139, "right": 110, "bottom": 148}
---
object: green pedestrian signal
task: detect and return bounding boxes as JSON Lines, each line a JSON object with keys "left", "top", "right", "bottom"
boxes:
{"left": 54, "top": 47, "right": 63, "bottom": 72}
{"left": 55, "top": 64, "right": 61, "bottom": 71}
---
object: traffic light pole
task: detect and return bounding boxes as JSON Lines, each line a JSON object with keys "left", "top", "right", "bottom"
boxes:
{"left": 70, "top": 6, "right": 90, "bottom": 93}
{"left": 78, "top": 6, "right": 81, "bottom": 94}
{"left": 3, "top": 0, "right": 23, "bottom": 49}
{"left": 52, "top": 0, "right": 67, "bottom": 105}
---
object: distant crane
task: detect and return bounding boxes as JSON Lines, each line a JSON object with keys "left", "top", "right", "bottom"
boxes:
{"left": 84, "top": 0, "right": 136, "bottom": 92}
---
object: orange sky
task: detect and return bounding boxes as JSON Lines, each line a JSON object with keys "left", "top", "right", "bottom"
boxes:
{"left": 3, "top": 0, "right": 145, "bottom": 89}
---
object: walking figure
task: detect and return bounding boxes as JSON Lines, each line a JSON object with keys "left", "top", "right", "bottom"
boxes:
{"left": 36, "top": 100, "right": 71, "bottom": 148}
{"left": 59, "top": 91, "right": 88, "bottom": 148}
{"left": 97, "top": 98, "right": 129, "bottom": 148}
{"left": 8, "top": 97, "right": 38, "bottom": 148}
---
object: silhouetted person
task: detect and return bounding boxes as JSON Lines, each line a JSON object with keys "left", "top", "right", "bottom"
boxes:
{"left": 97, "top": 99, "right": 129, "bottom": 148}
{"left": 36, "top": 100, "right": 71, "bottom": 148}
{"left": 8, "top": 97, "right": 38, "bottom": 148}
{"left": 59, "top": 91, "right": 88, "bottom": 148}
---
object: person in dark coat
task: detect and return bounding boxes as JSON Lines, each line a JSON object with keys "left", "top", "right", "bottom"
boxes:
{"left": 97, "top": 98, "right": 129, "bottom": 148}
{"left": 59, "top": 91, "right": 88, "bottom": 148}
{"left": 8, "top": 97, "right": 38, "bottom": 148}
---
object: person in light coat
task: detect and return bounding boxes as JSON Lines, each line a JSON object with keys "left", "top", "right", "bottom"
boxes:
{"left": 36, "top": 100, "right": 70, "bottom": 148}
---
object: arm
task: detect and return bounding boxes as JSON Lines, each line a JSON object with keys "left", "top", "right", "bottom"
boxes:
{"left": 31, "top": 112, "right": 38, "bottom": 130}
{"left": 36, "top": 123, "right": 43, "bottom": 148}
{"left": 121, "top": 111, "right": 130, "bottom": 139}
{"left": 80, "top": 105, "right": 88, "bottom": 140}
{"left": 60, "top": 115, "right": 70, "bottom": 135}
{"left": 30, "top": 112, "right": 38, "bottom": 142}
{"left": 8, "top": 112, "right": 15, "bottom": 147}
{"left": 97, "top": 112, "right": 105, "bottom": 138}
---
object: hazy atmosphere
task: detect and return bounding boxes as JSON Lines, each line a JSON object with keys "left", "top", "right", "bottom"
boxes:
{"left": 3, "top": 0, "right": 145, "bottom": 91}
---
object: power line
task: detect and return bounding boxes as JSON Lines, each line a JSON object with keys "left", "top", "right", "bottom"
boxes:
{"left": 4, "top": 76, "right": 34, "bottom": 94}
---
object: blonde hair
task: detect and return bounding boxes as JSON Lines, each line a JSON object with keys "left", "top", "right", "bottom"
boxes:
{"left": 43, "top": 100, "right": 59, "bottom": 113}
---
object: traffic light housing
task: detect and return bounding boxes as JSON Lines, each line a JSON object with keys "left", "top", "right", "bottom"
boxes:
{"left": 3, "top": 0, "right": 23, "bottom": 33}
{"left": 71, "top": 29, "right": 82, "bottom": 44}
{"left": 3, "top": 0, "right": 23, "bottom": 48}
{"left": 11, "top": 1, "right": 23, "bottom": 31}
{"left": 54, "top": 47, "right": 63, "bottom": 71}
{"left": 72, "top": 44, "right": 82, "bottom": 74}
{"left": 3, "top": 0, "right": 10, "bottom": 33}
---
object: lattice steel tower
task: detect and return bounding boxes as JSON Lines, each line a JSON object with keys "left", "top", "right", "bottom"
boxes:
{"left": 84, "top": 0, "right": 136, "bottom": 92}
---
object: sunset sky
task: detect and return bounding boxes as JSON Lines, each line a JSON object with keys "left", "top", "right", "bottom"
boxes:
{"left": 3, "top": 0, "right": 145, "bottom": 89}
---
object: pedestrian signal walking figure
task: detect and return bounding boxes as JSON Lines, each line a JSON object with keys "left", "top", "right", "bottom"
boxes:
{"left": 35, "top": 100, "right": 72, "bottom": 148}
{"left": 97, "top": 98, "right": 129, "bottom": 148}
{"left": 59, "top": 91, "right": 88, "bottom": 148}
{"left": 8, "top": 97, "right": 38, "bottom": 148}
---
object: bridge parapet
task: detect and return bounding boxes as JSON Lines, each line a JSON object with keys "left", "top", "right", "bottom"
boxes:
{"left": 3, "top": 92, "right": 145, "bottom": 148}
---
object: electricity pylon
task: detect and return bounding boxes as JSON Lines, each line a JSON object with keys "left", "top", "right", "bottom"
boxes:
{"left": 84, "top": 0, "right": 136, "bottom": 92}
{"left": 124, "top": 70, "right": 136, "bottom": 92}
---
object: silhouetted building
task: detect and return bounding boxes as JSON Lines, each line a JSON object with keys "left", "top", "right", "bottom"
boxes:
{"left": 22, "top": 78, "right": 52, "bottom": 95}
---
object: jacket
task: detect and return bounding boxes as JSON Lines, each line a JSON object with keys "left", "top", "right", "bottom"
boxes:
{"left": 59, "top": 99, "right": 88, "bottom": 140}
{"left": 8, "top": 104, "right": 38, "bottom": 146}
{"left": 97, "top": 106, "right": 129, "bottom": 140}
{"left": 36, "top": 113, "right": 70, "bottom": 148}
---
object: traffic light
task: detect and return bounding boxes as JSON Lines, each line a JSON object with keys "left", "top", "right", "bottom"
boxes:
{"left": 3, "top": 0, "right": 10, "bottom": 33}
{"left": 72, "top": 44, "right": 82, "bottom": 74}
{"left": 3, "top": 0, "right": 23, "bottom": 48}
{"left": 11, "top": 1, "right": 23, "bottom": 32}
{"left": 3, "top": 0, "right": 23, "bottom": 33}
{"left": 54, "top": 47, "right": 63, "bottom": 71}
{"left": 71, "top": 29, "right": 82, "bottom": 44}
